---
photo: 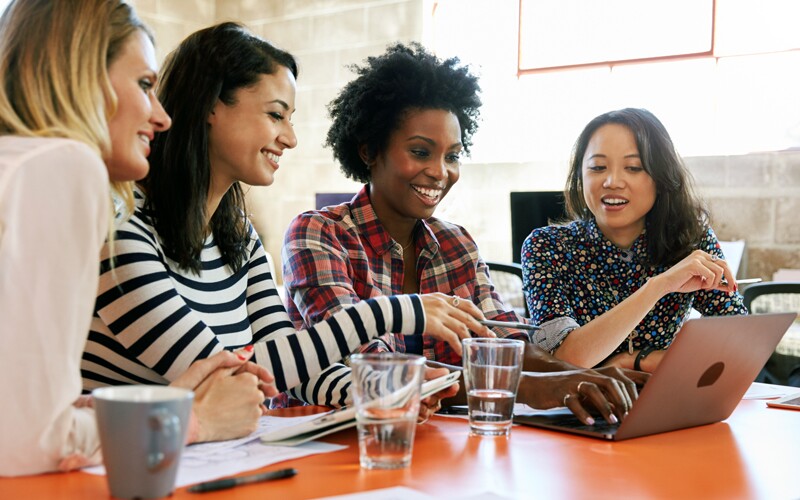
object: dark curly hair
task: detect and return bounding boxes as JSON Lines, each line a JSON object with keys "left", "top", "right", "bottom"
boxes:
{"left": 143, "top": 22, "right": 297, "bottom": 274}
{"left": 564, "top": 108, "right": 708, "bottom": 267}
{"left": 326, "top": 42, "right": 481, "bottom": 183}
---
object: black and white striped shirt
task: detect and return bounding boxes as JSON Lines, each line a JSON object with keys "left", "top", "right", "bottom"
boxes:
{"left": 81, "top": 190, "right": 425, "bottom": 406}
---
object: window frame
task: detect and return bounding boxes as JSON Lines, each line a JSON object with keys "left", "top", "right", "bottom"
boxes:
{"left": 517, "top": 0, "right": 717, "bottom": 75}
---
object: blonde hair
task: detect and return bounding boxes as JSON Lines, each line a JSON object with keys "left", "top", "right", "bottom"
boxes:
{"left": 0, "top": 0, "right": 152, "bottom": 217}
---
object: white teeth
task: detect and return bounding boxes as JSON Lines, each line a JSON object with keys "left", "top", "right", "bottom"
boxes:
{"left": 137, "top": 134, "right": 149, "bottom": 145}
{"left": 263, "top": 151, "right": 280, "bottom": 164}
{"left": 603, "top": 197, "right": 628, "bottom": 205}
{"left": 412, "top": 185, "right": 442, "bottom": 199}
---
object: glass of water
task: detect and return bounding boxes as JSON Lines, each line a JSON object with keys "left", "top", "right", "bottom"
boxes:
{"left": 350, "top": 353, "right": 426, "bottom": 469}
{"left": 462, "top": 338, "right": 525, "bottom": 436}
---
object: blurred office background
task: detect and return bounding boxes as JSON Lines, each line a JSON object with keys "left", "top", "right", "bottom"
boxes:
{"left": 4, "top": 0, "right": 798, "bottom": 282}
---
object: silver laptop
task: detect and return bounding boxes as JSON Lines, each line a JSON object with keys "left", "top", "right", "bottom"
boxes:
{"left": 514, "top": 312, "right": 797, "bottom": 440}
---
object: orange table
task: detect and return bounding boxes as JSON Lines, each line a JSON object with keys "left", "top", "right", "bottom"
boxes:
{"left": 2, "top": 398, "right": 798, "bottom": 499}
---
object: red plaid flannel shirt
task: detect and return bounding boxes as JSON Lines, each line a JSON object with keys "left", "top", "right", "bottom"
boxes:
{"left": 282, "top": 186, "right": 528, "bottom": 366}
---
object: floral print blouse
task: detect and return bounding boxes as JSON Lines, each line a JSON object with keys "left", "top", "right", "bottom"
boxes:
{"left": 521, "top": 218, "right": 747, "bottom": 361}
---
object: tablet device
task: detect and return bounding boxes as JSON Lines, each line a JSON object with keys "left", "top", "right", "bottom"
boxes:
{"left": 260, "top": 369, "right": 461, "bottom": 446}
{"left": 766, "top": 392, "right": 800, "bottom": 410}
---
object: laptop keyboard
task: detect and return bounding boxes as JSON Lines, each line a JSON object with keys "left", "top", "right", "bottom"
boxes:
{"left": 547, "top": 413, "right": 621, "bottom": 434}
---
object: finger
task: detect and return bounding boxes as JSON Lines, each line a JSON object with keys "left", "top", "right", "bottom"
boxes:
{"left": 622, "top": 368, "right": 651, "bottom": 387}
{"left": 236, "top": 360, "right": 275, "bottom": 385}
{"left": 578, "top": 382, "right": 622, "bottom": 423}
{"left": 597, "top": 366, "right": 640, "bottom": 402}
{"left": 424, "top": 366, "right": 449, "bottom": 380}
{"left": 563, "top": 393, "right": 596, "bottom": 426}
{"left": 438, "top": 382, "right": 460, "bottom": 400}
{"left": 451, "top": 301, "right": 494, "bottom": 338}
{"left": 581, "top": 376, "right": 629, "bottom": 417}
{"left": 171, "top": 350, "right": 242, "bottom": 390}
{"left": 425, "top": 319, "right": 464, "bottom": 354}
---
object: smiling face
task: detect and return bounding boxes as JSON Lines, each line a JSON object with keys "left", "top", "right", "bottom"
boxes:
{"left": 582, "top": 123, "right": 657, "bottom": 248}
{"left": 367, "top": 108, "right": 462, "bottom": 228}
{"left": 106, "top": 30, "right": 171, "bottom": 182}
{"left": 207, "top": 66, "right": 298, "bottom": 192}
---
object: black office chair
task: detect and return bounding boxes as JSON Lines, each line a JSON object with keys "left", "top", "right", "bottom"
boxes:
{"left": 485, "top": 261, "right": 528, "bottom": 318}
{"left": 743, "top": 281, "right": 800, "bottom": 387}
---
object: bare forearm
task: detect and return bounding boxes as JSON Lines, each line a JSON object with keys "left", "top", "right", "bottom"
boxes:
{"left": 555, "top": 277, "right": 669, "bottom": 367}
{"left": 522, "top": 342, "right": 581, "bottom": 372}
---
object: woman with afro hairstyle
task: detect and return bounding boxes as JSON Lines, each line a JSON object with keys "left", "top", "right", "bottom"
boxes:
{"left": 283, "top": 43, "right": 647, "bottom": 425}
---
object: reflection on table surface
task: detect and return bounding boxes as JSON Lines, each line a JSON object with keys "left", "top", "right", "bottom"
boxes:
{"left": 1, "top": 397, "right": 799, "bottom": 499}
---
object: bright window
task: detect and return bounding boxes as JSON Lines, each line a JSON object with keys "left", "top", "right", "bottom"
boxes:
{"left": 519, "top": 0, "right": 713, "bottom": 71}
{"left": 426, "top": 0, "right": 800, "bottom": 162}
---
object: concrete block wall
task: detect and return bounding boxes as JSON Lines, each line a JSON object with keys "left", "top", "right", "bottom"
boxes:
{"left": 131, "top": 0, "right": 799, "bottom": 283}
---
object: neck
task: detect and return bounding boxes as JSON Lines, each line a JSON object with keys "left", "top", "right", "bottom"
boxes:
{"left": 368, "top": 186, "right": 418, "bottom": 250}
{"left": 597, "top": 222, "right": 644, "bottom": 250}
{"left": 205, "top": 177, "right": 232, "bottom": 232}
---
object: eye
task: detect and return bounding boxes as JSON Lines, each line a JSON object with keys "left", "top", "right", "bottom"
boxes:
{"left": 626, "top": 166, "right": 645, "bottom": 172}
{"left": 268, "top": 112, "right": 285, "bottom": 121}
{"left": 586, "top": 165, "right": 606, "bottom": 172}
{"left": 410, "top": 149, "right": 430, "bottom": 158}
{"left": 446, "top": 152, "right": 461, "bottom": 163}
{"left": 138, "top": 78, "right": 154, "bottom": 93}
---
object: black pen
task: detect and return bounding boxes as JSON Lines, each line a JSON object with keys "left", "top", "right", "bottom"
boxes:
{"left": 188, "top": 468, "right": 297, "bottom": 493}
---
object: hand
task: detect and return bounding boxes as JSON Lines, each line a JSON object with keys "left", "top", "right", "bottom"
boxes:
{"left": 172, "top": 347, "right": 278, "bottom": 443}
{"left": 652, "top": 250, "right": 737, "bottom": 295}
{"left": 418, "top": 293, "right": 495, "bottom": 355}
{"left": 72, "top": 394, "right": 94, "bottom": 409}
{"left": 518, "top": 369, "right": 637, "bottom": 425}
{"left": 417, "top": 367, "right": 460, "bottom": 424}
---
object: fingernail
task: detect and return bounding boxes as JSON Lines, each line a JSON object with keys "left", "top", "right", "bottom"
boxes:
{"left": 236, "top": 353, "right": 248, "bottom": 361}
{"left": 585, "top": 417, "right": 595, "bottom": 426}
{"left": 244, "top": 344, "right": 255, "bottom": 352}
{"left": 608, "top": 414, "right": 619, "bottom": 424}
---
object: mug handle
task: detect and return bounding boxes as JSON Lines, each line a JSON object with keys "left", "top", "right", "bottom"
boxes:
{"left": 147, "top": 407, "right": 181, "bottom": 471}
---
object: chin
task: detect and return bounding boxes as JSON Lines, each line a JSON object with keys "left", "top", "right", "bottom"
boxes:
{"left": 108, "top": 158, "right": 150, "bottom": 182}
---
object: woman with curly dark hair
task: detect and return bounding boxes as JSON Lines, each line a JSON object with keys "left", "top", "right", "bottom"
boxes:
{"left": 283, "top": 43, "right": 647, "bottom": 425}
{"left": 82, "top": 25, "right": 493, "bottom": 420}
{"left": 522, "top": 108, "right": 747, "bottom": 372}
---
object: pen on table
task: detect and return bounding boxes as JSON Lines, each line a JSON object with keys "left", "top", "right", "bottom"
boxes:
{"left": 188, "top": 468, "right": 297, "bottom": 493}
{"left": 479, "top": 319, "right": 540, "bottom": 331}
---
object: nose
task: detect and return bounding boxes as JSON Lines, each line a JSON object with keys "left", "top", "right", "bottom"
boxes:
{"left": 150, "top": 95, "right": 171, "bottom": 132}
{"left": 426, "top": 156, "right": 448, "bottom": 181}
{"left": 602, "top": 168, "right": 624, "bottom": 189}
{"left": 279, "top": 123, "right": 298, "bottom": 150}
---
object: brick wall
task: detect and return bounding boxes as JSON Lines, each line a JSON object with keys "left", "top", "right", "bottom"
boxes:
{"left": 131, "top": 0, "right": 800, "bottom": 282}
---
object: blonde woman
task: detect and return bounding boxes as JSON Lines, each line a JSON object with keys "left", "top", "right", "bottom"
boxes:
{"left": 0, "top": 0, "right": 273, "bottom": 476}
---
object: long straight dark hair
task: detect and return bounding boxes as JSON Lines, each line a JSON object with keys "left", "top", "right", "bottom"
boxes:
{"left": 564, "top": 108, "right": 707, "bottom": 267}
{"left": 143, "top": 22, "right": 297, "bottom": 274}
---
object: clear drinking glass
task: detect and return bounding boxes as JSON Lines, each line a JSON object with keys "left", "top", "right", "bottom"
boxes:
{"left": 350, "top": 353, "right": 426, "bottom": 469}
{"left": 462, "top": 338, "right": 525, "bottom": 436}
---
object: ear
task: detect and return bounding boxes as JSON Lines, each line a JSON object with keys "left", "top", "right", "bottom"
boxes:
{"left": 358, "top": 144, "right": 373, "bottom": 167}
{"left": 207, "top": 101, "right": 220, "bottom": 126}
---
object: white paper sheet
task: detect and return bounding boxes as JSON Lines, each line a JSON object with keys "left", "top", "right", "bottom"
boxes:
{"left": 82, "top": 414, "right": 347, "bottom": 487}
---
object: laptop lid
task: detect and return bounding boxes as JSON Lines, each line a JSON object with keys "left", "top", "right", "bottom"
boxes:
{"left": 514, "top": 312, "right": 797, "bottom": 440}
